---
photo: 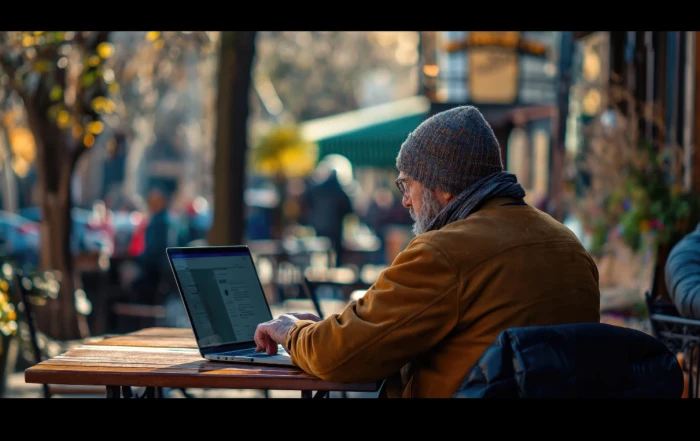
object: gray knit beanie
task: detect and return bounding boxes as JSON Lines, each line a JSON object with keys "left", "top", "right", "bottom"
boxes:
{"left": 396, "top": 105, "right": 504, "bottom": 195}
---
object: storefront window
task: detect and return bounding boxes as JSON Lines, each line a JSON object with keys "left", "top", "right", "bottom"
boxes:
{"left": 565, "top": 32, "right": 610, "bottom": 157}
{"left": 507, "top": 127, "right": 529, "bottom": 187}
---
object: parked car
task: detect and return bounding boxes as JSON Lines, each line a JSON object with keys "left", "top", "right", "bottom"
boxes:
{"left": 18, "top": 206, "right": 114, "bottom": 255}
{"left": 0, "top": 210, "right": 40, "bottom": 268}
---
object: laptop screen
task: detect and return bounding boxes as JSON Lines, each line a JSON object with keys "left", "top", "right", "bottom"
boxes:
{"left": 169, "top": 249, "right": 273, "bottom": 348}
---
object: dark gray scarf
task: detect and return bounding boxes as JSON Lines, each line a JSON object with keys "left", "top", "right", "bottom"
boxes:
{"left": 425, "top": 171, "right": 526, "bottom": 232}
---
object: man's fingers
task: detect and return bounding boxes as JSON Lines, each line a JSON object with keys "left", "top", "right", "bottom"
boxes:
{"left": 266, "top": 337, "right": 278, "bottom": 355}
{"left": 254, "top": 324, "right": 266, "bottom": 352}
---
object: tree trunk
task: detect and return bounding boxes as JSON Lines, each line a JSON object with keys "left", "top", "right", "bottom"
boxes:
{"left": 0, "top": 122, "right": 18, "bottom": 213}
{"left": 209, "top": 31, "right": 257, "bottom": 246}
{"left": 23, "top": 102, "right": 84, "bottom": 341}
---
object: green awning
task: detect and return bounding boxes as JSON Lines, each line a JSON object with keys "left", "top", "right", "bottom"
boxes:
{"left": 301, "top": 96, "right": 430, "bottom": 168}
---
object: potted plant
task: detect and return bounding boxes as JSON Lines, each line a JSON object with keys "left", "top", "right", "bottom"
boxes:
{"left": 566, "top": 84, "right": 700, "bottom": 325}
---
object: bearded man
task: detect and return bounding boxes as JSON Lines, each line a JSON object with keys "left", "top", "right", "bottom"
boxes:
{"left": 254, "top": 106, "right": 601, "bottom": 398}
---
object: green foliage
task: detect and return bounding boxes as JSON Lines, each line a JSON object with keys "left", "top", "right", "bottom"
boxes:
{"left": 570, "top": 83, "right": 700, "bottom": 258}
{"left": 585, "top": 138, "right": 700, "bottom": 256}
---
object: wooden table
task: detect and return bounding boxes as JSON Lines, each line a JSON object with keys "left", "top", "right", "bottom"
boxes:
{"left": 24, "top": 327, "right": 381, "bottom": 399}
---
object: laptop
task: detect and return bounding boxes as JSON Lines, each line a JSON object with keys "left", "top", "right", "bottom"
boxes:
{"left": 166, "top": 245, "right": 294, "bottom": 366}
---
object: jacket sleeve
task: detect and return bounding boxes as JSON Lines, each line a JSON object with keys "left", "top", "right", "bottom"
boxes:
{"left": 665, "top": 224, "right": 700, "bottom": 319}
{"left": 285, "top": 238, "right": 460, "bottom": 383}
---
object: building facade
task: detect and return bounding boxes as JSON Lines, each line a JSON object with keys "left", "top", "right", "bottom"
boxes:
{"left": 564, "top": 31, "right": 700, "bottom": 299}
{"left": 419, "top": 31, "right": 563, "bottom": 207}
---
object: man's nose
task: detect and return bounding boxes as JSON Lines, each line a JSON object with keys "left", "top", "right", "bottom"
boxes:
{"left": 402, "top": 193, "right": 411, "bottom": 208}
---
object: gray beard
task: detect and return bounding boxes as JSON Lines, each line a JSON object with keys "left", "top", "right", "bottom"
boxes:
{"left": 410, "top": 187, "right": 444, "bottom": 236}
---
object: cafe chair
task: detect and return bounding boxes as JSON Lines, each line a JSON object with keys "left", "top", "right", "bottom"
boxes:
{"left": 454, "top": 322, "right": 684, "bottom": 398}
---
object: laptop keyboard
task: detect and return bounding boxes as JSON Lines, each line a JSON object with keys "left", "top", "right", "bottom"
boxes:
{"left": 221, "top": 349, "right": 256, "bottom": 356}
{"left": 219, "top": 345, "right": 286, "bottom": 357}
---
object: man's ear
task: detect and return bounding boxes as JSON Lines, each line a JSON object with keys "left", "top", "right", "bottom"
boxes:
{"left": 435, "top": 190, "right": 457, "bottom": 207}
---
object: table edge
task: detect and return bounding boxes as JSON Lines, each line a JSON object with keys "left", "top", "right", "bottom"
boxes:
{"left": 24, "top": 366, "right": 381, "bottom": 392}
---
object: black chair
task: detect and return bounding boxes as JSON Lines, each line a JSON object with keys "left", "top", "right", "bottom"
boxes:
{"left": 646, "top": 292, "right": 700, "bottom": 398}
{"left": 454, "top": 322, "right": 684, "bottom": 398}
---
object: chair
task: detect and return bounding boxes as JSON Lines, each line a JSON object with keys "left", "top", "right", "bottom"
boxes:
{"left": 454, "top": 322, "right": 684, "bottom": 398}
{"left": 12, "top": 268, "right": 109, "bottom": 398}
{"left": 646, "top": 292, "right": 700, "bottom": 398}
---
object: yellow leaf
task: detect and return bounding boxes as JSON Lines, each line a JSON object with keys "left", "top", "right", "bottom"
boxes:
{"left": 9, "top": 127, "right": 36, "bottom": 162}
{"left": 88, "top": 55, "right": 101, "bottom": 67}
{"left": 253, "top": 124, "right": 319, "bottom": 178}
{"left": 154, "top": 39, "right": 165, "bottom": 51}
{"left": 0, "top": 281, "right": 8, "bottom": 293}
{"left": 57, "top": 110, "right": 71, "bottom": 129}
{"left": 108, "top": 83, "right": 119, "bottom": 94}
{"left": 72, "top": 125, "right": 83, "bottom": 139}
{"left": 102, "top": 99, "right": 116, "bottom": 114}
{"left": 11, "top": 157, "right": 30, "bottom": 178}
{"left": 87, "top": 121, "right": 104, "bottom": 135}
{"left": 22, "top": 35, "right": 34, "bottom": 47}
{"left": 96, "top": 42, "right": 114, "bottom": 59}
{"left": 49, "top": 86, "right": 63, "bottom": 101}
{"left": 256, "top": 157, "right": 280, "bottom": 175}
{"left": 146, "top": 31, "right": 160, "bottom": 41}
{"left": 91, "top": 97, "right": 105, "bottom": 112}
{"left": 34, "top": 60, "right": 50, "bottom": 73}
{"left": 83, "top": 133, "right": 95, "bottom": 148}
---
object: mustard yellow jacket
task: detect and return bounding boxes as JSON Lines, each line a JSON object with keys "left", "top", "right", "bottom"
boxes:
{"left": 285, "top": 197, "right": 601, "bottom": 398}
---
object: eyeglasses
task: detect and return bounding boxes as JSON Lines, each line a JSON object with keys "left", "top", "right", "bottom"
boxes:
{"left": 395, "top": 178, "right": 407, "bottom": 196}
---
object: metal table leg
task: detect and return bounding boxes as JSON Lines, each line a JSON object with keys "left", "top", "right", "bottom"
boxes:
{"left": 106, "top": 385, "right": 163, "bottom": 398}
{"left": 301, "top": 390, "right": 329, "bottom": 399}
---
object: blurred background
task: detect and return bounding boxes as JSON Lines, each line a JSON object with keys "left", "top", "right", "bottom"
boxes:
{"left": 1, "top": 31, "right": 699, "bottom": 397}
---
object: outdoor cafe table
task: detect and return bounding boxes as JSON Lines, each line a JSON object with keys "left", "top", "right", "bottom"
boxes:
{"left": 24, "top": 327, "right": 381, "bottom": 399}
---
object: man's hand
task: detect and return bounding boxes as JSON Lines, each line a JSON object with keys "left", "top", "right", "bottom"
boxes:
{"left": 254, "top": 314, "right": 299, "bottom": 355}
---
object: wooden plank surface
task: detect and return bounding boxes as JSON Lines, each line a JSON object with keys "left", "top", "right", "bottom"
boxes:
{"left": 24, "top": 327, "right": 380, "bottom": 392}
{"left": 90, "top": 327, "right": 197, "bottom": 348}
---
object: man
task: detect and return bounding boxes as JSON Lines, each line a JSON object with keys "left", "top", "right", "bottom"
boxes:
{"left": 130, "top": 186, "right": 181, "bottom": 303}
{"left": 665, "top": 222, "right": 700, "bottom": 320}
{"left": 254, "top": 106, "right": 601, "bottom": 398}
{"left": 303, "top": 167, "right": 354, "bottom": 265}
